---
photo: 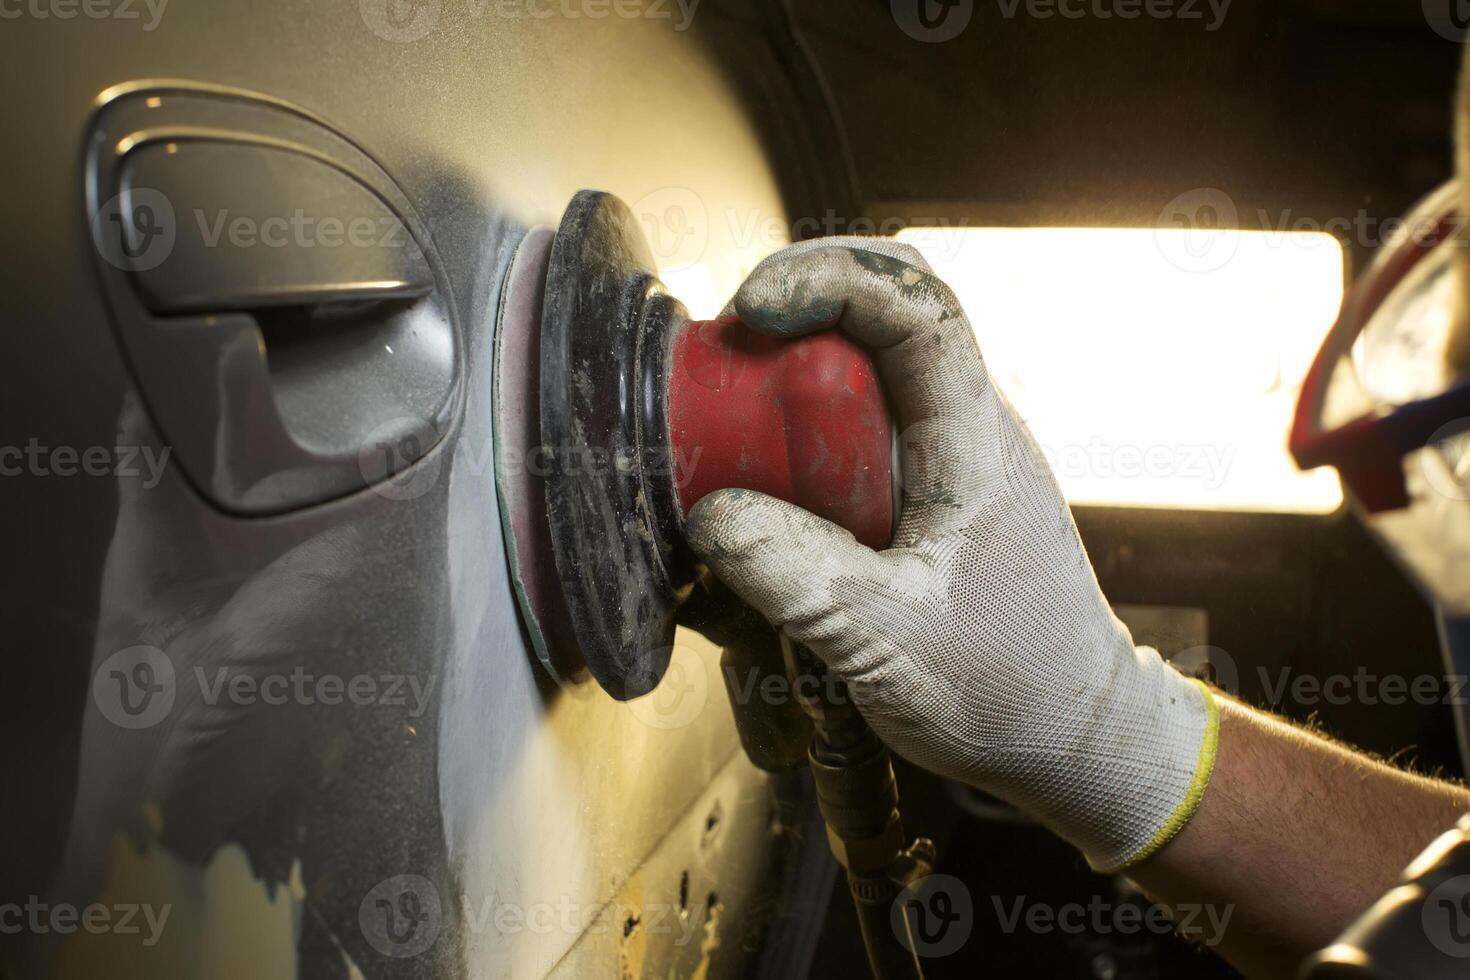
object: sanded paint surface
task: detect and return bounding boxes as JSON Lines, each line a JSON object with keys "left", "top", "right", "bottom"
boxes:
{"left": 4, "top": 6, "right": 802, "bottom": 979}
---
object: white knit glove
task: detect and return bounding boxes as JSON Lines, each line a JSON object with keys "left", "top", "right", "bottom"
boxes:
{"left": 686, "top": 239, "right": 1219, "bottom": 872}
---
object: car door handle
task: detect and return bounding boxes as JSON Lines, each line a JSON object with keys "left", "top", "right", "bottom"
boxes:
{"left": 120, "top": 140, "right": 435, "bottom": 314}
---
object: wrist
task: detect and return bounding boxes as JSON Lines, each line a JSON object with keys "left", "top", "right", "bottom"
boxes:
{"left": 1079, "top": 661, "right": 1220, "bottom": 873}
{"left": 1092, "top": 674, "right": 1220, "bottom": 872}
{"left": 977, "top": 649, "right": 1220, "bottom": 873}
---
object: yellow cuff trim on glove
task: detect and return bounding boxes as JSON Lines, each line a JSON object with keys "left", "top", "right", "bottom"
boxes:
{"left": 1102, "top": 679, "right": 1220, "bottom": 874}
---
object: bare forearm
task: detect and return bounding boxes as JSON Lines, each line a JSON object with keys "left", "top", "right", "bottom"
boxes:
{"left": 1129, "top": 695, "right": 1470, "bottom": 978}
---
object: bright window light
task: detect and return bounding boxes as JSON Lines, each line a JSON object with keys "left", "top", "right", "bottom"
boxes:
{"left": 894, "top": 226, "right": 1346, "bottom": 513}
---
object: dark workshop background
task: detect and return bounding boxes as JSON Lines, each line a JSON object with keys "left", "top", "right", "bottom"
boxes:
{"left": 700, "top": 3, "right": 1462, "bottom": 975}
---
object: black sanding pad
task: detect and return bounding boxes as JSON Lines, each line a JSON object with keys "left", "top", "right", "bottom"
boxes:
{"left": 493, "top": 192, "right": 694, "bottom": 700}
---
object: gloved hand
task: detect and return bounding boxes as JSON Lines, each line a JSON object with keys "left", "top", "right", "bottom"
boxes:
{"left": 686, "top": 238, "right": 1218, "bottom": 872}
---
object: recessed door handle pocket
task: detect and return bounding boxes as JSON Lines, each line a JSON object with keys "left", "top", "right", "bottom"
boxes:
{"left": 86, "top": 83, "right": 460, "bottom": 514}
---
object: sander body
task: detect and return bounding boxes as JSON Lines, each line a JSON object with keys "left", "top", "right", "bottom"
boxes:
{"left": 494, "top": 190, "right": 895, "bottom": 699}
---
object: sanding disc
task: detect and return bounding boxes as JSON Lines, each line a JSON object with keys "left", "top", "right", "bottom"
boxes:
{"left": 492, "top": 225, "right": 584, "bottom": 684}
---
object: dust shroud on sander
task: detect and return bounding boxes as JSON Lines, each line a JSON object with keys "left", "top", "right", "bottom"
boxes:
{"left": 493, "top": 190, "right": 896, "bottom": 701}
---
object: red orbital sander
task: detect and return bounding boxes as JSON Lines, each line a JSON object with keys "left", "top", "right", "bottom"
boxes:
{"left": 493, "top": 190, "right": 896, "bottom": 700}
